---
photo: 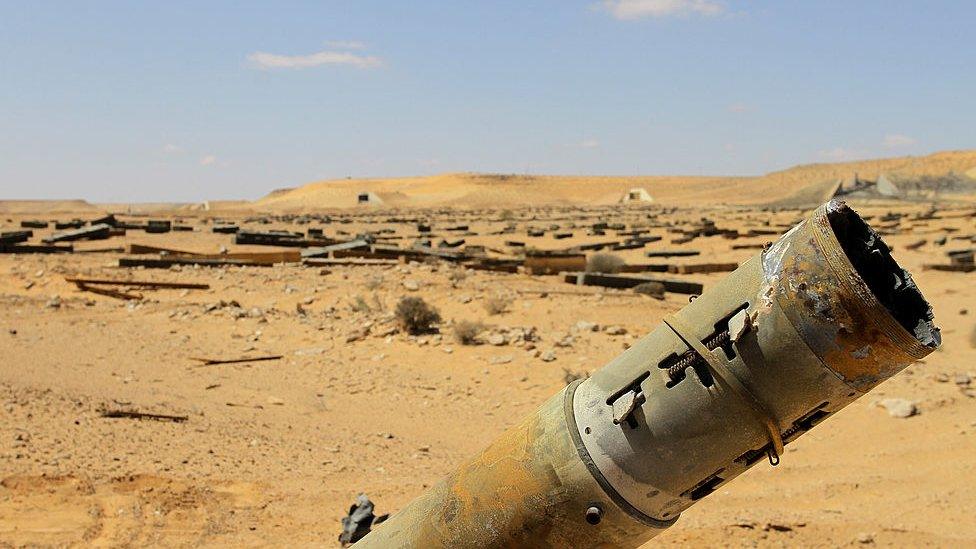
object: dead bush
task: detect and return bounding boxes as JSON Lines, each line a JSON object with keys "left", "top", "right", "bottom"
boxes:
{"left": 454, "top": 320, "right": 485, "bottom": 345}
{"left": 586, "top": 253, "right": 625, "bottom": 273}
{"left": 483, "top": 294, "right": 511, "bottom": 315}
{"left": 395, "top": 296, "right": 442, "bottom": 335}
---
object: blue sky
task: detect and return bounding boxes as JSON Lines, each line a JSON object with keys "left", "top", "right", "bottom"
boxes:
{"left": 1, "top": 1, "right": 973, "bottom": 202}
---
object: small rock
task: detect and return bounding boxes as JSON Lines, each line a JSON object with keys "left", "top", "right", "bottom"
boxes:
{"left": 540, "top": 349, "right": 556, "bottom": 362}
{"left": 45, "top": 296, "right": 62, "bottom": 309}
{"left": 554, "top": 334, "right": 575, "bottom": 347}
{"left": 880, "top": 398, "right": 917, "bottom": 418}
{"left": 402, "top": 280, "right": 420, "bottom": 291}
{"left": 954, "top": 373, "right": 972, "bottom": 387}
{"left": 490, "top": 354, "right": 513, "bottom": 365}
{"left": 856, "top": 532, "right": 875, "bottom": 544}
{"left": 267, "top": 396, "right": 284, "bottom": 406}
{"left": 487, "top": 333, "right": 507, "bottom": 346}
{"left": 346, "top": 328, "right": 370, "bottom": 342}
{"left": 604, "top": 325, "right": 627, "bottom": 335}
{"left": 575, "top": 320, "right": 598, "bottom": 332}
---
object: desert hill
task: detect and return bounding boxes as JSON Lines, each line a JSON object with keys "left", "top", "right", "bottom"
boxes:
{"left": 256, "top": 150, "right": 976, "bottom": 211}
{"left": 0, "top": 199, "right": 101, "bottom": 214}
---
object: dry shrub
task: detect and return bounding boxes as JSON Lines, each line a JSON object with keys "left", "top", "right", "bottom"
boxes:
{"left": 586, "top": 253, "right": 625, "bottom": 273}
{"left": 483, "top": 294, "right": 511, "bottom": 315}
{"left": 454, "top": 320, "right": 485, "bottom": 345}
{"left": 395, "top": 296, "right": 442, "bottom": 335}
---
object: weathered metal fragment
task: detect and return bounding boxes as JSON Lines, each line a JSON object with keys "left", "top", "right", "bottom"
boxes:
{"left": 566, "top": 272, "right": 704, "bottom": 295}
{"left": 355, "top": 201, "right": 939, "bottom": 549}
{"left": 43, "top": 223, "right": 112, "bottom": 243}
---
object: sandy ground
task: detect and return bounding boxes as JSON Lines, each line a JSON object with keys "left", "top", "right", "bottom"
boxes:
{"left": 1, "top": 201, "right": 975, "bottom": 548}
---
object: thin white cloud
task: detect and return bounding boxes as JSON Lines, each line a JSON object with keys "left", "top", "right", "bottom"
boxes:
{"left": 247, "top": 49, "right": 383, "bottom": 70}
{"left": 199, "top": 155, "right": 217, "bottom": 166}
{"left": 599, "top": 0, "right": 725, "bottom": 20}
{"left": 883, "top": 133, "right": 917, "bottom": 149}
{"left": 578, "top": 138, "right": 601, "bottom": 149}
{"left": 326, "top": 40, "right": 367, "bottom": 50}
{"left": 162, "top": 143, "right": 182, "bottom": 154}
{"left": 727, "top": 102, "right": 751, "bottom": 113}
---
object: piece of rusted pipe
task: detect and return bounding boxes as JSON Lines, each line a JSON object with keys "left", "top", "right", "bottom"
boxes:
{"left": 355, "top": 201, "right": 940, "bottom": 548}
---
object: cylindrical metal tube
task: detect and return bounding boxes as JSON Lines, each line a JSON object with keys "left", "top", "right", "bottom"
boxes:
{"left": 355, "top": 201, "right": 940, "bottom": 548}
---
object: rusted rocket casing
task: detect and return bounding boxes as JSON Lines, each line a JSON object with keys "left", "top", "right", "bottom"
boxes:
{"left": 355, "top": 201, "right": 940, "bottom": 548}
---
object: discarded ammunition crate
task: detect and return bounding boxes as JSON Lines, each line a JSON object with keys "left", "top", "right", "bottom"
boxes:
{"left": 524, "top": 251, "right": 586, "bottom": 275}
{"left": 146, "top": 220, "right": 172, "bottom": 233}
{"left": 645, "top": 250, "right": 701, "bottom": 258}
{"left": 0, "top": 244, "right": 73, "bottom": 254}
{"left": 43, "top": 223, "right": 112, "bottom": 243}
{"left": 667, "top": 262, "right": 738, "bottom": 274}
{"left": 0, "top": 230, "right": 32, "bottom": 244}
{"left": 565, "top": 272, "right": 703, "bottom": 295}
{"left": 235, "top": 230, "right": 306, "bottom": 247}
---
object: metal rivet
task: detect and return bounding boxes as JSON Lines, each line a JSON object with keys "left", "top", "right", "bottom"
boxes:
{"left": 585, "top": 506, "right": 602, "bottom": 525}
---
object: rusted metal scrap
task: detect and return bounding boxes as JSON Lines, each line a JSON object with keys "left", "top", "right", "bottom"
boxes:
{"left": 924, "top": 249, "right": 976, "bottom": 272}
{"left": 524, "top": 251, "right": 587, "bottom": 275}
{"left": 43, "top": 223, "right": 112, "bottom": 243}
{"left": 119, "top": 257, "right": 269, "bottom": 268}
{"left": 0, "top": 244, "right": 73, "bottom": 254}
{"left": 0, "top": 230, "right": 32, "bottom": 244}
{"left": 74, "top": 283, "right": 143, "bottom": 301}
{"left": 100, "top": 410, "right": 188, "bottom": 423}
{"left": 565, "top": 272, "right": 703, "bottom": 295}
{"left": 190, "top": 355, "right": 283, "bottom": 366}
{"left": 645, "top": 250, "right": 701, "bottom": 258}
{"left": 65, "top": 277, "right": 210, "bottom": 290}
{"left": 667, "top": 262, "right": 739, "bottom": 274}
{"left": 354, "top": 201, "right": 940, "bottom": 548}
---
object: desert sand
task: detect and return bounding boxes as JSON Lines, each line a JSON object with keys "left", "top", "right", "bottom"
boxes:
{"left": 2, "top": 152, "right": 976, "bottom": 548}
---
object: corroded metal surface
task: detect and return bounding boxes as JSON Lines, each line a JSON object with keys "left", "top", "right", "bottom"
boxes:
{"left": 356, "top": 200, "right": 939, "bottom": 548}
{"left": 354, "top": 384, "right": 669, "bottom": 548}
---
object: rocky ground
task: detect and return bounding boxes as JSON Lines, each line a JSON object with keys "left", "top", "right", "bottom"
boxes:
{"left": 1, "top": 202, "right": 974, "bottom": 547}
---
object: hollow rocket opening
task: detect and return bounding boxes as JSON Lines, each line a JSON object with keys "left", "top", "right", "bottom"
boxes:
{"left": 825, "top": 201, "right": 941, "bottom": 348}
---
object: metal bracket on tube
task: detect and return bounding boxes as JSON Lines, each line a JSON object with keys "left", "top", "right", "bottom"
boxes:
{"left": 663, "top": 315, "right": 785, "bottom": 465}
